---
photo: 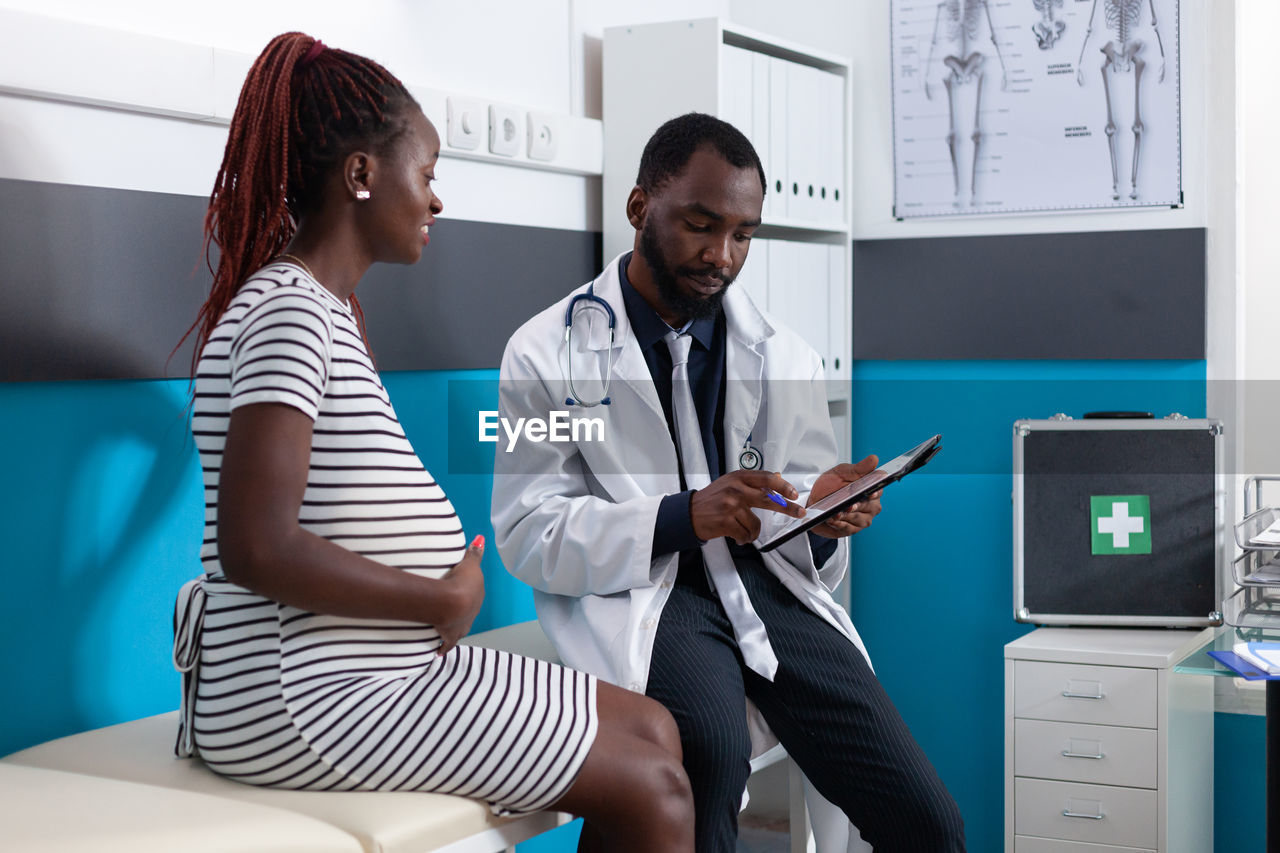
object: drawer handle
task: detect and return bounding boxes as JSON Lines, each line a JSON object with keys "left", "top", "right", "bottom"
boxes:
{"left": 1061, "top": 750, "right": 1105, "bottom": 760}
{"left": 1062, "top": 810, "right": 1105, "bottom": 820}
{"left": 1061, "top": 690, "right": 1105, "bottom": 700}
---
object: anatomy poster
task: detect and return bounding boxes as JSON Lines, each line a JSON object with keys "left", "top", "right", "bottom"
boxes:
{"left": 891, "top": 0, "right": 1181, "bottom": 218}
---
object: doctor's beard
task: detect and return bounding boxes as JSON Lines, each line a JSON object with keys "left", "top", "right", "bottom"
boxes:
{"left": 639, "top": 221, "right": 734, "bottom": 322}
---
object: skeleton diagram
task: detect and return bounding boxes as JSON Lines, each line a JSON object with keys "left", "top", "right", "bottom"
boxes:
{"left": 1032, "top": 0, "right": 1065, "bottom": 49}
{"left": 1076, "top": 0, "right": 1167, "bottom": 200}
{"left": 924, "top": 0, "right": 1008, "bottom": 207}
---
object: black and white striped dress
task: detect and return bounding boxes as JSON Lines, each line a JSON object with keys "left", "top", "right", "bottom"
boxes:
{"left": 180, "top": 261, "right": 597, "bottom": 814}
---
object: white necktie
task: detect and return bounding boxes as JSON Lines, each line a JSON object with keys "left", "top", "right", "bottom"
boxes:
{"left": 665, "top": 331, "right": 779, "bottom": 680}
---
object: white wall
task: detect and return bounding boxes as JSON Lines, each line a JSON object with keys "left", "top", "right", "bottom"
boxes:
{"left": 0, "top": 0, "right": 772, "bottom": 233}
{"left": 1235, "top": 0, "right": 1280, "bottom": 517}
{"left": 2, "top": 0, "right": 1244, "bottom": 379}
{"left": 0, "top": 1, "right": 575, "bottom": 110}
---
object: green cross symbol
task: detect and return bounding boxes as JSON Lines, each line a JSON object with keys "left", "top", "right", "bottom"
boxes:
{"left": 1090, "top": 495, "right": 1152, "bottom": 555}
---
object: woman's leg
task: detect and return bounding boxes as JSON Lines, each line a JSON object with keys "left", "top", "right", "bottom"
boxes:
{"left": 550, "top": 681, "right": 694, "bottom": 852}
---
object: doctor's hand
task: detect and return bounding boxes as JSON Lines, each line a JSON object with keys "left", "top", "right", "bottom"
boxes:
{"left": 808, "top": 455, "right": 883, "bottom": 539}
{"left": 690, "top": 470, "right": 806, "bottom": 545}
{"left": 434, "top": 535, "right": 487, "bottom": 656}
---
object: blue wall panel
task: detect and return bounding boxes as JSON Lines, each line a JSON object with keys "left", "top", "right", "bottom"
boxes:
{"left": 0, "top": 378, "right": 202, "bottom": 756}
{"left": 0, "top": 360, "right": 1265, "bottom": 853}
{"left": 1215, "top": 711, "right": 1267, "bottom": 853}
{"left": 846, "top": 359, "right": 1219, "bottom": 853}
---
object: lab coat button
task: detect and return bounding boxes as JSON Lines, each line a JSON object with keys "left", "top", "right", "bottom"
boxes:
{"left": 628, "top": 682, "right": 641, "bottom": 692}
{"left": 660, "top": 580, "right": 672, "bottom": 589}
{"left": 643, "top": 618, "right": 656, "bottom": 630}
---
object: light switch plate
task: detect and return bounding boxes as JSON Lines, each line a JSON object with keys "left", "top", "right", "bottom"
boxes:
{"left": 446, "top": 96, "right": 483, "bottom": 150}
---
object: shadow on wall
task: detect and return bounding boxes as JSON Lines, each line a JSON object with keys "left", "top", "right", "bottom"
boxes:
{"left": 0, "top": 377, "right": 204, "bottom": 756}
{"left": 0, "top": 367, "right": 537, "bottom": 758}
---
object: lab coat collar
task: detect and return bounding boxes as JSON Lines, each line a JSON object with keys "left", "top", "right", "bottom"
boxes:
{"left": 722, "top": 274, "right": 774, "bottom": 349}
{"left": 581, "top": 255, "right": 633, "bottom": 353}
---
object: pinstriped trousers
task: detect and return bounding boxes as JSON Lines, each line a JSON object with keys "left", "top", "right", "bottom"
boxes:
{"left": 645, "top": 559, "right": 965, "bottom": 853}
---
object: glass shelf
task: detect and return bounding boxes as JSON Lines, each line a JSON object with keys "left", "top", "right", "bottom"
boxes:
{"left": 1174, "top": 624, "right": 1280, "bottom": 678}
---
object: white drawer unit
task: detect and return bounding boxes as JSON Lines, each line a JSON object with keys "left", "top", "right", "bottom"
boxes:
{"left": 1005, "top": 628, "right": 1214, "bottom": 853}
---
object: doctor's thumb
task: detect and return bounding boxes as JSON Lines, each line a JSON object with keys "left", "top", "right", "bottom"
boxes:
{"left": 852, "top": 454, "right": 879, "bottom": 475}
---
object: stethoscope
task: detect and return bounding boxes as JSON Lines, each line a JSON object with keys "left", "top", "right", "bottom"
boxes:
{"left": 563, "top": 283, "right": 767, "bottom": 471}
{"left": 563, "top": 283, "right": 616, "bottom": 407}
{"left": 737, "top": 439, "right": 763, "bottom": 470}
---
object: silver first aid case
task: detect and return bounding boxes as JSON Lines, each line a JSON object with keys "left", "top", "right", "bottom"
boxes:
{"left": 1012, "top": 416, "right": 1223, "bottom": 627}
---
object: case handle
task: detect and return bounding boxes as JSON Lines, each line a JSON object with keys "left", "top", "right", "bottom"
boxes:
{"left": 1082, "top": 411, "right": 1153, "bottom": 419}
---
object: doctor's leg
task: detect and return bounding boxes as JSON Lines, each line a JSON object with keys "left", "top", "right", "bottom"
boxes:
{"left": 741, "top": 567, "right": 965, "bottom": 853}
{"left": 645, "top": 583, "right": 754, "bottom": 853}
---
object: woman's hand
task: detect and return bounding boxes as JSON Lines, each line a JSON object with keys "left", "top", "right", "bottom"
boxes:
{"left": 435, "top": 535, "right": 487, "bottom": 655}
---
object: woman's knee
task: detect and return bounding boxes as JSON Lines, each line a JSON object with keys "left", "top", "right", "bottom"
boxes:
{"left": 607, "top": 687, "right": 684, "bottom": 760}
{"left": 639, "top": 700, "right": 683, "bottom": 759}
{"left": 643, "top": 750, "right": 695, "bottom": 825}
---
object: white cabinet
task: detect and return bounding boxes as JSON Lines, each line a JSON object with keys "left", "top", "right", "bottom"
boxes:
{"left": 603, "top": 17, "right": 851, "bottom": 458}
{"left": 1004, "top": 628, "right": 1214, "bottom": 853}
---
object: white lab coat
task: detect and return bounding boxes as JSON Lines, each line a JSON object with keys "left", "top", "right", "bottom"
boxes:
{"left": 492, "top": 253, "right": 871, "bottom": 852}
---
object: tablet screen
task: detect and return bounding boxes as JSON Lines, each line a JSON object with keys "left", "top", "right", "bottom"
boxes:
{"left": 757, "top": 434, "right": 940, "bottom": 552}
{"left": 759, "top": 469, "right": 889, "bottom": 551}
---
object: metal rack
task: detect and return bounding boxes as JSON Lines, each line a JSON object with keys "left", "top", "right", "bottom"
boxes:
{"left": 1225, "top": 475, "right": 1280, "bottom": 628}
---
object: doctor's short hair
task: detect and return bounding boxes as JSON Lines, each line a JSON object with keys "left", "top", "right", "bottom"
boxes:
{"left": 635, "top": 113, "right": 767, "bottom": 196}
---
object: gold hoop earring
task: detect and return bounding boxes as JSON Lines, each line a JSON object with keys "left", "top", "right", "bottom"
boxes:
{"left": 355, "top": 189, "right": 371, "bottom": 201}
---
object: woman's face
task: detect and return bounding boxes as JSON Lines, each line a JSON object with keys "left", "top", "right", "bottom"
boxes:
{"left": 364, "top": 109, "right": 444, "bottom": 265}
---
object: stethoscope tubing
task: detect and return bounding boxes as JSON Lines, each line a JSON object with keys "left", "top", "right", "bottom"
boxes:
{"left": 563, "top": 284, "right": 765, "bottom": 469}
{"left": 564, "top": 284, "right": 616, "bottom": 407}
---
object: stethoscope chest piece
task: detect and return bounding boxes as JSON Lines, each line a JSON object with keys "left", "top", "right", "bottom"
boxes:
{"left": 738, "top": 444, "right": 763, "bottom": 470}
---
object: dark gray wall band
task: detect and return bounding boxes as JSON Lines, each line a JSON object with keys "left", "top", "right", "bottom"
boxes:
{"left": 0, "top": 178, "right": 601, "bottom": 381}
{"left": 852, "top": 228, "right": 1206, "bottom": 360}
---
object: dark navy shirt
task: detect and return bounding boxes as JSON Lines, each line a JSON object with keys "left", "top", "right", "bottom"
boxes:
{"left": 616, "top": 253, "right": 835, "bottom": 585}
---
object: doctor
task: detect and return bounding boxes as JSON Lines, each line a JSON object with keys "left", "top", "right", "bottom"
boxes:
{"left": 492, "top": 113, "right": 964, "bottom": 853}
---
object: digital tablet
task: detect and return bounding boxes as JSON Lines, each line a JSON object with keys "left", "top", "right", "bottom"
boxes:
{"left": 757, "top": 434, "right": 941, "bottom": 553}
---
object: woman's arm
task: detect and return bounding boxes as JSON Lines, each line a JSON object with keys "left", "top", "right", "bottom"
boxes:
{"left": 217, "top": 402, "right": 484, "bottom": 650}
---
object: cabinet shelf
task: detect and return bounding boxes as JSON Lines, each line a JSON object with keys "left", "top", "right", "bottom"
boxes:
{"left": 755, "top": 219, "right": 849, "bottom": 242}
{"left": 603, "top": 17, "right": 853, "bottom": 461}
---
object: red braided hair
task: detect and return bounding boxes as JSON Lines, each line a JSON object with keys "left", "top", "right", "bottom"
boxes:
{"left": 181, "top": 32, "right": 417, "bottom": 370}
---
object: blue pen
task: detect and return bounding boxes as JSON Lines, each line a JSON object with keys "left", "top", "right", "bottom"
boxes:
{"left": 766, "top": 490, "right": 801, "bottom": 511}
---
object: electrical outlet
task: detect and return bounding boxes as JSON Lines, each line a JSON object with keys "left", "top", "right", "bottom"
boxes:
{"left": 488, "top": 105, "right": 522, "bottom": 157}
{"left": 446, "top": 97, "right": 483, "bottom": 150}
{"left": 527, "top": 111, "right": 559, "bottom": 162}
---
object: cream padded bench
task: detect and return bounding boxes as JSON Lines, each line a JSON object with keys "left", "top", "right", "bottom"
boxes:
{"left": 0, "top": 763, "right": 361, "bottom": 853}
{"left": 1, "top": 620, "right": 804, "bottom": 853}
{"left": 2, "top": 710, "right": 572, "bottom": 853}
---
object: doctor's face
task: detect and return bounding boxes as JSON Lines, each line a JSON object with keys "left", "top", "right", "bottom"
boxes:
{"left": 637, "top": 146, "right": 764, "bottom": 321}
